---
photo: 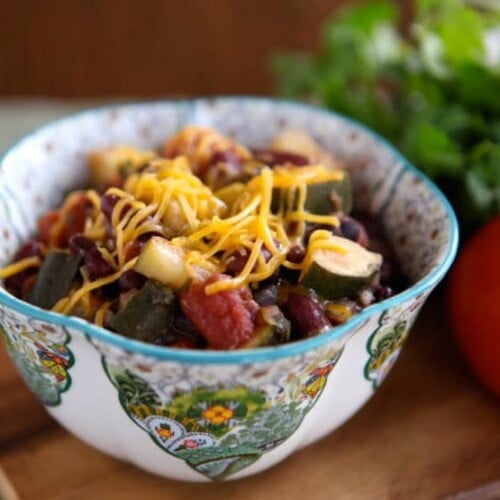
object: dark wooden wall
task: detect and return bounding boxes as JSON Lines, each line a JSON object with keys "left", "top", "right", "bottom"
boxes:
{"left": 0, "top": 0, "right": 411, "bottom": 97}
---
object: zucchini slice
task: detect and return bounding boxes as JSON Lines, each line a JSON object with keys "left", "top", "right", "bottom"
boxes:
{"left": 88, "top": 146, "right": 155, "bottom": 188}
{"left": 306, "top": 174, "right": 352, "bottom": 214}
{"left": 28, "top": 251, "right": 81, "bottom": 309}
{"left": 271, "top": 173, "right": 352, "bottom": 215}
{"left": 269, "top": 130, "right": 340, "bottom": 171}
{"left": 300, "top": 236, "right": 382, "bottom": 299}
{"left": 111, "top": 280, "right": 176, "bottom": 342}
{"left": 135, "top": 237, "right": 188, "bottom": 288}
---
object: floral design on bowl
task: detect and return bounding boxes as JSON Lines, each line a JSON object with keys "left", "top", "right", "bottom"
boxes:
{"left": 95, "top": 339, "right": 343, "bottom": 480}
{"left": 0, "top": 304, "right": 74, "bottom": 406}
{"left": 364, "top": 293, "right": 428, "bottom": 388}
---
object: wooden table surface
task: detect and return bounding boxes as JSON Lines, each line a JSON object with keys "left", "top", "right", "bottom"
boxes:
{"left": 1, "top": 102, "right": 499, "bottom": 499}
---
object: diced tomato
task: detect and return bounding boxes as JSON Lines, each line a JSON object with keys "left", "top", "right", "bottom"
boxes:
{"left": 180, "top": 274, "right": 259, "bottom": 350}
{"left": 37, "top": 194, "right": 92, "bottom": 248}
{"left": 56, "top": 194, "right": 93, "bottom": 247}
{"left": 38, "top": 210, "right": 60, "bottom": 246}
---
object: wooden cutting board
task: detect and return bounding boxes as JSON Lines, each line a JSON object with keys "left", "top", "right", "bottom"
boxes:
{"left": 1, "top": 293, "right": 500, "bottom": 500}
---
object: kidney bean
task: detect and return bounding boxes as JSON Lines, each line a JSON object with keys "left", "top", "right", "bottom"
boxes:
{"left": 69, "top": 234, "right": 94, "bottom": 254}
{"left": 224, "top": 249, "right": 249, "bottom": 276}
{"left": 118, "top": 270, "right": 146, "bottom": 291}
{"left": 100, "top": 193, "right": 134, "bottom": 226}
{"left": 4, "top": 239, "right": 44, "bottom": 297}
{"left": 252, "top": 149, "right": 309, "bottom": 166}
{"left": 123, "top": 240, "right": 143, "bottom": 261}
{"left": 284, "top": 292, "right": 332, "bottom": 338}
{"left": 69, "top": 234, "right": 114, "bottom": 279}
{"left": 86, "top": 250, "right": 114, "bottom": 279}
{"left": 100, "top": 193, "right": 120, "bottom": 222}
{"left": 224, "top": 246, "right": 272, "bottom": 276}
{"left": 210, "top": 150, "right": 245, "bottom": 166}
{"left": 13, "top": 239, "right": 44, "bottom": 261}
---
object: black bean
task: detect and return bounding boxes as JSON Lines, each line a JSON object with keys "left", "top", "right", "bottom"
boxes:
{"left": 338, "top": 216, "right": 370, "bottom": 248}
{"left": 374, "top": 285, "right": 394, "bottom": 302}
{"left": 172, "top": 313, "right": 200, "bottom": 337}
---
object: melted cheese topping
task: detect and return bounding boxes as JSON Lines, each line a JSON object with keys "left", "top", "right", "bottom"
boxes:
{"left": 81, "top": 157, "right": 343, "bottom": 297}
{"left": 299, "top": 229, "right": 348, "bottom": 281}
{"left": 0, "top": 256, "right": 41, "bottom": 278}
{"left": 53, "top": 257, "right": 138, "bottom": 314}
{"left": 2, "top": 134, "right": 348, "bottom": 313}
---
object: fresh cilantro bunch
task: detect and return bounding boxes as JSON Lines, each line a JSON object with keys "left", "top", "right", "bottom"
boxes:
{"left": 272, "top": 0, "right": 500, "bottom": 233}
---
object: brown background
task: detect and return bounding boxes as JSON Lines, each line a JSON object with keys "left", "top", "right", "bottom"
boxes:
{"left": 0, "top": 0, "right": 411, "bottom": 98}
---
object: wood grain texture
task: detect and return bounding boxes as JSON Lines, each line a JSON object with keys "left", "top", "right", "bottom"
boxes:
{"left": 0, "top": 295, "right": 499, "bottom": 500}
{"left": 0, "top": 0, "right": 411, "bottom": 98}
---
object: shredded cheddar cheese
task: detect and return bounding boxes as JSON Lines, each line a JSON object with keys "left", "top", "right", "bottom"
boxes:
{"left": 299, "top": 229, "right": 348, "bottom": 281}
{"left": 2, "top": 130, "right": 349, "bottom": 315}
{"left": 81, "top": 158, "right": 343, "bottom": 295}
{"left": 53, "top": 257, "right": 138, "bottom": 314}
{"left": 0, "top": 256, "right": 41, "bottom": 279}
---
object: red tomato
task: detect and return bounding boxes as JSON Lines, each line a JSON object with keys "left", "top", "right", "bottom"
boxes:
{"left": 447, "top": 216, "right": 500, "bottom": 397}
{"left": 56, "top": 193, "right": 92, "bottom": 246}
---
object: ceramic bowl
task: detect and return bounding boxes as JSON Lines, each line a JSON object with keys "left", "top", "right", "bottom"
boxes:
{"left": 0, "top": 98, "right": 458, "bottom": 481}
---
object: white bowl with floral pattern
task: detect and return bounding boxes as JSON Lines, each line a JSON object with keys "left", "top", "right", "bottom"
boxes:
{"left": 0, "top": 98, "right": 458, "bottom": 481}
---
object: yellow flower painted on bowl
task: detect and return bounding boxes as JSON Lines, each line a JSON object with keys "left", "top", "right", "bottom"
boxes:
{"left": 202, "top": 405, "right": 235, "bottom": 425}
{"left": 156, "top": 424, "right": 173, "bottom": 440}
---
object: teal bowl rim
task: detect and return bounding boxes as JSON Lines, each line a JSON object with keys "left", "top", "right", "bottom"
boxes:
{"left": 0, "top": 96, "right": 459, "bottom": 364}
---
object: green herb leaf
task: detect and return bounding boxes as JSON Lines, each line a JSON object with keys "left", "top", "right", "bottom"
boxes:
{"left": 271, "top": 0, "right": 500, "bottom": 231}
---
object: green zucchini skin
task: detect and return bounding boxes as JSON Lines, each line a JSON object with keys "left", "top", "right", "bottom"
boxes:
{"left": 28, "top": 251, "right": 81, "bottom": 309}
{"left": 300, "top": 236, "right": 382, "bottom": 299}
{"left": 271, "top": 173, "right": 353, "bottom": 215}
{"left": 111, "top": 280, "right": 176, "bottom": 343}
{"left": 306, "top": 175, "right": 352, "bottom": 214}
{"left": 301, "top": 263, "right": 376, "bottom": 299}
